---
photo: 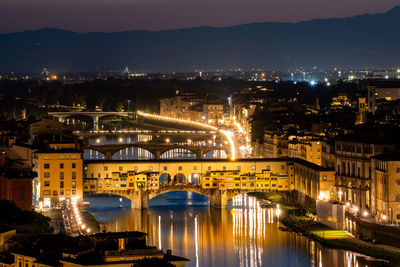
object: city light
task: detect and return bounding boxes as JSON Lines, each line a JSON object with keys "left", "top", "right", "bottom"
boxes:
{"left": 362, "top": 210, "right": 369, "bottom": 217}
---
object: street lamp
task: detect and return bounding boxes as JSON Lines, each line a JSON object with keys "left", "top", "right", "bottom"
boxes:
{"left": 165, "top": 138, "right": 170, "bottom": 143}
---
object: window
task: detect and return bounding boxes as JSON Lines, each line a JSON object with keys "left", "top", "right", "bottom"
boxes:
{"left": 60, "top": 181, "right": 64, "bottom": 188}
{"left": 44, "top": 163, "right": 50, "bottom": 169}
{"left": 281, "top": 165, "right": 285, "bottom": 170}
{"left": 44, "top": 181, "right": 50, "bottom": 186}
{"left": 397, "top": 167, "right": 400, "bottom": 173}
{"left": 72, "top": 163, "right": 76, "bottom": 168}
{"left": 237, "top": 166, "right": 241, "bottom": 170}
{"left": 43, "top": 190, "right": 51, "bottom": 196}
{"left": 208, "top": 166, "right": 212, "bottom": 171}
{"left": 252, "top": 165, "right": 256, "bottom": 170}
{"left": 60, "top": 172, "right": 64, "bottom": 179}
{"left": 193, "top": 166, "right": 197, "bottom": 171}
{"left": 223, "top": 166, "right": 226, "bottom": 171}
{"left": 98, "top": 173, "right": 100, "bottom": 178}
{"left": 129, "top": 183, "right": 134, "bottom": 187}
{"left": 104, "top": 166, "right": 108, "bottom": 171}
{"left": 44, "top": 172, "right": 50, "bottom": 178}
{"left": 72, "top": 181, "right": 76, "bottom": 188}
{"left": 60, "top": 190, "right": 64, "bottom": 195}
{"left": 164, "top": 166, "right": 168, "bottom": 171}
{"left": 178, "top": 166, "right": 182, "bottom": 171}
{"left": 149, "top": 166, "right": 153, "bottom": 171}
{"left": 323, "top": 176, "right": 327, "bottom": 181}
{"left": 66, "top": 189, "right": 70, "bottom": 195}
{"left": 72, "top": 190, "right": 76, "bottom": 195}
{"left": 60, "top": 163, "right": 64, "bottom": 169}
{"left": 119, "top": 166, "right": 123, "bottom": 171}
{"left": 266, "top": 165, "right": 270, "bottom": 171}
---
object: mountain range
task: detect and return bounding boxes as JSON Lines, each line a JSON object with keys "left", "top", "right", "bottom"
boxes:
{"left": 1, "top": 6, "right": 400, "bottom": 72}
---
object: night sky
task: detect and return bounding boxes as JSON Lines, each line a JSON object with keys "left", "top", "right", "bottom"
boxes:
{"left": 0, "top": 0, "right": 399, "bottom": 34}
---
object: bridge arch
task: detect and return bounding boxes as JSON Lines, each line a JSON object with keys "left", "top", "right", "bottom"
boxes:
{"left": 148, "top": 187, "right": 210, "bottom": 202}
{"left": 159, "top": 173, "right": 172, "bottom": 185}
{"left": 112, "top": 147, "right": 155, "bottom": 160}
{"left": 84, "top": 149, "right": 106, "bottom": 160}
{"left": 203, "top": 149, "right": 228, "bottom": 159}
{"left": 172, "top": 173, "right": 187, "bottom": 184}
{"left": 160, "top": 148, "right": 197, "bottom": 159}
{"left": 188, "top": 173, "right": 201, "bottom": 185}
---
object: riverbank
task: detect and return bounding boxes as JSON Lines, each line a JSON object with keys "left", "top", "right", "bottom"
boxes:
{"left": 248, "top": 192, "right": 400, "bottom": 266}
{"left": 81, "top": 210, "right": 100, "bottom": 233}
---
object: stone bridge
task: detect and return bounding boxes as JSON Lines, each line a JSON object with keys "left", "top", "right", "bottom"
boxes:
{"left": 49, "top": 111, "right": 136, "bottom": 130}
{"left": 84, "top": 142, "right": 231, "bottom": 160}
{"left": 85, "top": 185, "right": 259, "bottom": 209}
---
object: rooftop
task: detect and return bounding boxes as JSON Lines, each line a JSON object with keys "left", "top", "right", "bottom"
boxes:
{"left": 292, "top": 158, "right": 335, "bottom": 172}
{"left": 373, "top": 151, "right": 400, "bottom": 161}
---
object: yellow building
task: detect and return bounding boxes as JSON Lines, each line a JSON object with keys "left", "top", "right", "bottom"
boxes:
{"left": 373, "top": 152, "right": 400, "bottom": 223}
{"left": 33, "top": 143, "right": 83, "bottom": 208}
{"left": 293, "top": 159, "right": 335, "bottom": 201}
{"left": 263, "top": 131, "right": 288, "bottom": 158}
{"left": 288, "top": 136, "right": 322, "bottom": 166}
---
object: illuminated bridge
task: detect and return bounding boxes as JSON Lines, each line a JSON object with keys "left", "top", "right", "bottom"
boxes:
{"left": 84, "top": 142, "right": 231, "bottom": 160}
{"left": 49, "top": 111, "right": 136, "bottom": 130}
{"left": 84, "top": 158, "right": 294, "bottom": 209}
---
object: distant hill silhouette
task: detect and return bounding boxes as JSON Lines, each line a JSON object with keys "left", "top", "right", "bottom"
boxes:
{"left": 1, "top": 6, "right": 400, "bottom": 72}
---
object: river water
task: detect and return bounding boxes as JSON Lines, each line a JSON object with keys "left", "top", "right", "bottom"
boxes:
{"left": 84, "top": 192, "right": 389, "bottom": 267}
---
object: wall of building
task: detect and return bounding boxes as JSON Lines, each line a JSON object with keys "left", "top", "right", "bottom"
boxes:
{"left": 0, "top": 177, "right": 32, "bottom": 210}
{"left": 34, "top": 150, "right": 83, "bottom": 208}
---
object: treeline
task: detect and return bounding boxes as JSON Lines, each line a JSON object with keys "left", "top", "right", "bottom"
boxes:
{"left": 0, "top": 78, "right": 357, "bottom": 113}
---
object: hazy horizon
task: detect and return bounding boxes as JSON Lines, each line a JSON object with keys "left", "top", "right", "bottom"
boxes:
{"left": 0, "top": 0, "right": 399, "bottom": 34}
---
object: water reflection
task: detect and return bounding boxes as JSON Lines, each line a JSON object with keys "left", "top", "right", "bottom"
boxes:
{"left": 85, "top": 193, "right": 389, "bottom": 267}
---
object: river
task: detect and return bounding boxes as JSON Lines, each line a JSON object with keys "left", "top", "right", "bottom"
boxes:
{"left": 84, "top": 192, "right": 389, "bottom": 267}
